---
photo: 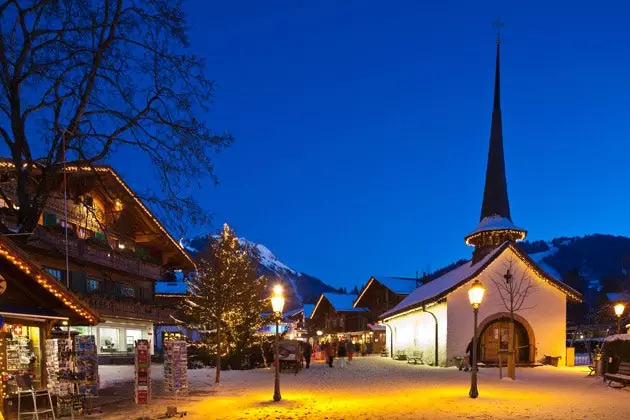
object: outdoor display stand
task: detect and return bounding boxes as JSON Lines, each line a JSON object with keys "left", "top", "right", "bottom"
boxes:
{"left": 135, "top": 339, "right": 152, "bottom": 418}
{"left": 163, "top": 340, "right": 188, "bottom": 417}
{"left": 75, "top": 335, "right": 100, "bottom": 415}
{"left": 45, "top": 338, "right": 78, "bottom": 416}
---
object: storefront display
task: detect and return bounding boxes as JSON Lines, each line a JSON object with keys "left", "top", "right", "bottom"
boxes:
{"left": 135, "top": 339, "right": 151, "bottom": 405}
{"left": 4, "top": 324, "right": 41, "bottom": 395}
{"left": 164, "top": 340, "right": 187, "bottom": 393}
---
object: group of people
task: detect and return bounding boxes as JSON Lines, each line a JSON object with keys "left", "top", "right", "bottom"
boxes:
{"left": 322, "top": 338, "right": 367, "bottom": 368}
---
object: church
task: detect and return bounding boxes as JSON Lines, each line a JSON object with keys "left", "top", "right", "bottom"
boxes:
{"left": 380, "top": 39, "right": 582, "bottom": 367}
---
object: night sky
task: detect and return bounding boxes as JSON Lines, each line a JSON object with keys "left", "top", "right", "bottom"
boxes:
{"left": 39, "top": 2, "right": 630, "bottom": 288}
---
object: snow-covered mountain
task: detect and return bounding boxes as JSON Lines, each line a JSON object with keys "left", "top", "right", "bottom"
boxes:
{"left": 182, "top": 236, "right": 336, "bottom": 310}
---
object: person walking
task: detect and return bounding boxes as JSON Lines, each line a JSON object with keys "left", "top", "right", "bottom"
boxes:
{"left": 303, "top": 340, "right": 313, "bottom": 369}
{"left": 338, "top": 339, "right": 347, "bottom": 369}
{"left": 346, "top": 339, "right": 354, "bottom": 362}
{"left": 326, "top": 341, "right": 335, "bottom": 368}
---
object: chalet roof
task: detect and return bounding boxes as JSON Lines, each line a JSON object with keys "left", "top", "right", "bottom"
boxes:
{"left": 380, "top": 242, "right": 583, "bottom": 321}
{"left": 353, "top": 276, "right": 419, "bottom": 308}
{"left": 0, "top": 235, "right": 99, "bottom": 325}
{"left": 311, "top": 293, "right": 368, "bottom": 319}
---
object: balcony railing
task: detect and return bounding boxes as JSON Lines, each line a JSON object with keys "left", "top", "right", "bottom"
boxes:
{"left": 82, "top": 294, "right": 175, "bottom": 323}
{"left": 32, "top": 226, "right": 163, "bottom": 280}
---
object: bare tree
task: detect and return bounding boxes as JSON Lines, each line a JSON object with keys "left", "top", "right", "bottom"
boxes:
{"left": 489, "top": 258, "right": 537, "bottom": 379}
{"left": 0, "top": 0, "right": 232, "bottom": 236}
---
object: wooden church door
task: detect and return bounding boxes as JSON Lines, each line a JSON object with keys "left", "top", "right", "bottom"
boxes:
{"left": 481, "top": 321, "right": 510, "bottom": 363}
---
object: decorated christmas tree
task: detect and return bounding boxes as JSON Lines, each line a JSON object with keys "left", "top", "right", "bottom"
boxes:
{"left": 185, "top": 223, "right": 267, "bottom": 384}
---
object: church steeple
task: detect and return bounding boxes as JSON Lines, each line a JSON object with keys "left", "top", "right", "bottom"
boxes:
{"left": 465, "top": 33, "right": 527, "bottom": 263}
{"left": 480, "top": 40, "right": 510, "bottom": 221}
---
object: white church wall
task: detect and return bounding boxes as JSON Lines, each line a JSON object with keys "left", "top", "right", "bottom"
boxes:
{"left": 447, "top": 247, "right": 567, "bottom": 365}
{"left": 385, "top": 302, "right": 448, "bottom": 366}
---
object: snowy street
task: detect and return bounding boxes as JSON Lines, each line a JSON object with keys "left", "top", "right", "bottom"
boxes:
{"left": 97, "top": 356, "right": 629, "bottom": 419}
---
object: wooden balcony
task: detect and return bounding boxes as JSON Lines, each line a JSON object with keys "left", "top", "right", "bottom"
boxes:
{"left": 32, "top": 226, "right": 163, "bottom": 280}
{"left": 82, "top": 294, "right": 175, "bottom": 324}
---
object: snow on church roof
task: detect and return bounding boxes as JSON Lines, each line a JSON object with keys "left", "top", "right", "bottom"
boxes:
{"left": 381, "top": 242, "right": 583, "bottom": 320}
{"left": 465, "top": 215, "right": 526, "bottom": 242}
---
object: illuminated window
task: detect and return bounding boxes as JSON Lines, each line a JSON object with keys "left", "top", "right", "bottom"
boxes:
{"left": 99, "top": 327, "right": 121, "bottom": 352}
{"left": 87, "top": 278, "right": 101, "bottom": 293}
{"left": 45, "top": 267, "right": 63, "bottom": 282}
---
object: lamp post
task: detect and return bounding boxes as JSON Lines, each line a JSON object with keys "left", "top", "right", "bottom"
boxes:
{"left": 271, "top": 285, "right": 285, "bottom": 402}
{"left": 614, "top": 302, "right": 626, "bottom": 334}
{"left": 468, "top": 279, "right": 486, "bottom": 399}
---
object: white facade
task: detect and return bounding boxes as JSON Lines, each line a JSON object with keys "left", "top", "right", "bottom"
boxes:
{"left": 385, "top": 246, "right": 569, "bottom": 367}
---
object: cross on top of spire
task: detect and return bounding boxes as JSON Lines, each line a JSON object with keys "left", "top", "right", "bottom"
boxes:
{"left": 493, "top": 17, "right": 505, "bottom": 45}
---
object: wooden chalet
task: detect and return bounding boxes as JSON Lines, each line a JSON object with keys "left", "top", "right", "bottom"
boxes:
{"left": 310, "top": 293, "right": 371, "bottom": 334}
{"left": 353, "top": 276, "right": 420, "bottom": 318}
{"left": 0, "top": 161, "right": 195, "bottom": 362}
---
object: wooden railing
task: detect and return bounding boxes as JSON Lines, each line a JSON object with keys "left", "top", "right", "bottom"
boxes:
{"left": 82, "top": 294, "right": 175, "bottom": 323}
{"left": 33, "top": 226, "right": 163, "bottom": 280}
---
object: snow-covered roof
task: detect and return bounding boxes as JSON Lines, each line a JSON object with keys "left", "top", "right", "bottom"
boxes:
{"left": 381, "top": 246, "right": 504, "bottom": 319}
{"left": 604, "top": 334, "right": 630, "bottom": 343}
{"left": 606, "top": 292, "right": 630, "bottom": 302}
{"left": 381, "top": 242, "right": 583, "bottom": 320}
{"left": 155, "top": 281, "right": 187, "bottom": 295}
{"left": 465, "top": 215, "right": 526, "bottom": 242}
{"left": 283, "top": 307, "right": 303, "bottom": 318}
{"left": 373, "top": 277, "right": 419, "bottom": 295}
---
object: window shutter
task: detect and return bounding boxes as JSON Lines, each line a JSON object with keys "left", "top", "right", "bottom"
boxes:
{"left": 70, "top": 271, "right": 87, "bottom": 293}
{"left": 43, "top": 213, "right": 57, "bottom": 227}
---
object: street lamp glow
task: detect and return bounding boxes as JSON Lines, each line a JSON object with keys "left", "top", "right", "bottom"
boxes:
{"left": 271, "top": 285, "right": 285, "bottom": 314}
{"left": 614, "top": 303, "right": 625, "bottom": 317}
{"left": 316, "top": 330, "right": 323, "bottom": 336}
{"left": 468, "top": 279, "right": 485, "bottom": 308}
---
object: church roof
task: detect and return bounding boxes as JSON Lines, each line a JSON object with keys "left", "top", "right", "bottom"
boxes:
{"left": 380, "top": 242, "right": 583, "bottom": 320}
{"left": 465, "top": 215, "right": 526, "bottom": 244}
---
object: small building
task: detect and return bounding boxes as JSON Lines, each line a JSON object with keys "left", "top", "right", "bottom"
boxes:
{"left": 0, "top": 235, "right": 98, "bottom": 416}
{"left": 310, "top": 293, "right": 371, "bottom": 334}
{"left": 380, "top": 40, "right": 582, "bottom": 367}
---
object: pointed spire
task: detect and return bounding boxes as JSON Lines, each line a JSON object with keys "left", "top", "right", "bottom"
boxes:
{"left": 479, "top": 40, "right": 511, "bottom": 221}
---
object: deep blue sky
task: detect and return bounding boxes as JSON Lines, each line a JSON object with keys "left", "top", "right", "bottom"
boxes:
{"left": 120, "top": 1, "right": 630, "bottom": 289}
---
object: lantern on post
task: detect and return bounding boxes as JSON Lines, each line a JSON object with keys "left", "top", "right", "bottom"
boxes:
{"left": 271, "top": 285, "right": 285, "bottom": 402}
{"left": 468, "top": 279, "right": 485, "bottom": 399}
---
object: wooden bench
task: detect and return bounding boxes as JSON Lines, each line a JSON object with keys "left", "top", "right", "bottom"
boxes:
{"left": 407, "top": 351, "right": 423, "bottom": 364}
{"left": 604, "top": 362, "right": 630, "bottom": 388}
{"left": 394, "top": 350, "right": 407, "bottom": 360}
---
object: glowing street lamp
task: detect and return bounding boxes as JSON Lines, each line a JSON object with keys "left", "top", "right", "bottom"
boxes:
{"left": 316, "top": 330, "right": 323, "bottom": 337}
{"left": 468, "top": 279, "right": 485, "bottom": 399}
{"left": 614, "top": 302, "right": 626, "bottom": 334}
{"left": 271, "top": 285, "right": 285, "bottom": 402}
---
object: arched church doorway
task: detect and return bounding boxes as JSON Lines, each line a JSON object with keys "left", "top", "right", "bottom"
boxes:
{"left": 477, "top": 313, "right": 535, "bottom": 364}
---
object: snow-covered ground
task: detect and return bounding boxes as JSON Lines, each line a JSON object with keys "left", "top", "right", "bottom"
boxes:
{"left": 96, "top": 356, "right": 629, "bottom": 419}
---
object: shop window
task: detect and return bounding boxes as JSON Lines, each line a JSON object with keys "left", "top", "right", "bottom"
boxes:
{"left": 99, "top": 327, "right": 121, "bottom": 352}
{"left": 45, "top": 267, "right": 63, "bottom": 282}
{"left": 126, "top": 329, "right": 142, "bottom": 352}
{"left": 5, "top": 324, "right": 42, "bottom": 394}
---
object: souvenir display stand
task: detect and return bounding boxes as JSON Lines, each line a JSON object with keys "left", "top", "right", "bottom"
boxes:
{"left": 135, "top": 339, "right": 151, "bottom": 418}
{"left": 45, "top": 338, "right": 80, "bottom": 416}
{"left": 163, "top": 340, "right": 188, "bottom": 418}
{"left": 75, "top": 335, "right": 100, "bottom": 415}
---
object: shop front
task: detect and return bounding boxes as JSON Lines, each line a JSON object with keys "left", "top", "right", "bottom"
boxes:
{"left": 0, "top": 236, "right": 98, "bottom": 418}
{"left": 73, "top": 316, "right": 153, "bottom": 358}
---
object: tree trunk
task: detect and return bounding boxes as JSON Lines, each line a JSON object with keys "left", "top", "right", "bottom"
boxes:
{"left": 508, "top": 317, "right": 516, "bottom": 379}
{"left": 215, "top": 323, "right": 221, "bottom": 384}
